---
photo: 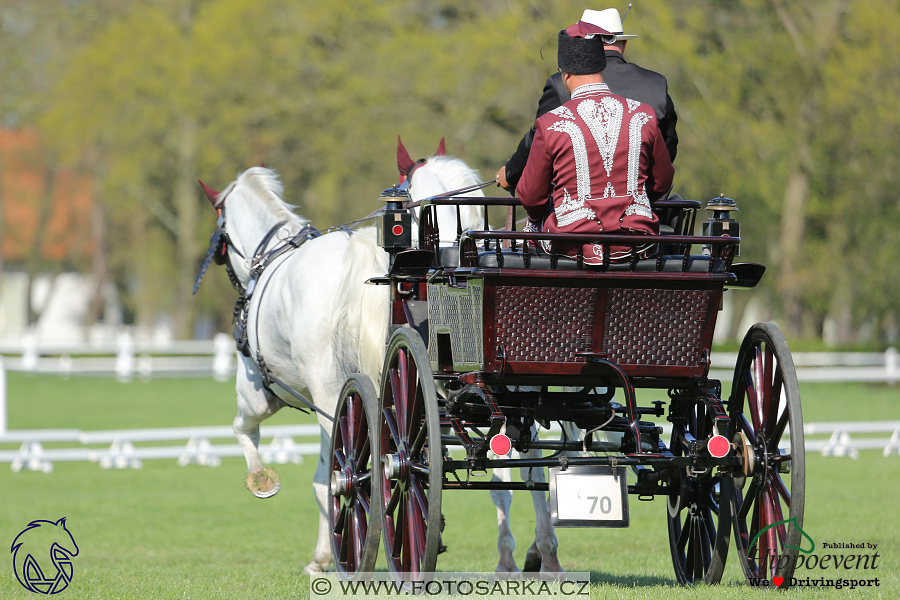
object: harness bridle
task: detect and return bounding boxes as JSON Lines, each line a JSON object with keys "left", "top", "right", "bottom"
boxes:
{"left": 193, "top": 194, "right": 330, "bottom": 419}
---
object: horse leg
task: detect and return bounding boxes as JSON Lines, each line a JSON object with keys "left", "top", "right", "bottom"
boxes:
{"left": 233, "top": 357, "right": 284, "bottom": 498}
{"left": 520, "top": 422, "right": 567, "bottom": 574}
{"left": 490, "top": 466, "right": 519, "bottom": 574}
{"left": 299, "top": 422, "right": 333, "bottom": 574}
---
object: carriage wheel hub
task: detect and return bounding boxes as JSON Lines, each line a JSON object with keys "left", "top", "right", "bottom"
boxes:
{"left": 331, "top": 467, "right": 353, "bottom": 497}
{"left": 383, "top": 448, "right": 410, "bottom": 481}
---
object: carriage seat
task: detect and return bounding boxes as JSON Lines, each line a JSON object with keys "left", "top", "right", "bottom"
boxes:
{"left": 437, "top": 246, "right": 723, "bottom": 272}
{"left": 475, "top": 251, "right": 725, "bottom": 272}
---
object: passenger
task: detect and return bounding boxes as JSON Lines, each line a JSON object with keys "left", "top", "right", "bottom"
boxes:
{"left": 515, "top": 20, "right": 674, "bottom": 264}
{"left": 497, "top": 7, "right": 678, "bottom": 192}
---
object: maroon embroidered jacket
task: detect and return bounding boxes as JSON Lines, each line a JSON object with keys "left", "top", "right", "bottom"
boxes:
{"left": 516, "top": 82, "right": 674, "bottom": 263}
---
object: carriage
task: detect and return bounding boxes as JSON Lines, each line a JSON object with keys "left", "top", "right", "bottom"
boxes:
{"left": 326, "top": 183, "right": 805, "bottom": 586}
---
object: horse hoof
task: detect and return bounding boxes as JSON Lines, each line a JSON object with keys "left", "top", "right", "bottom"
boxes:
{"left": 303, "top": 561, "right": 328, "bottom": 575}
{"left": 523, "top": 549, "right": 542, "bottom": 573}
{"left": 245, "top": 467, "right": 280, "bottom": 498}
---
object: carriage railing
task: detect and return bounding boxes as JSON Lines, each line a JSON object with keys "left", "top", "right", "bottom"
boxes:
{"left": 411, "top": 194, "right": 706, "bottom": 260}
{"left": 457, "top": 231, "right": 739, "bottom": 274}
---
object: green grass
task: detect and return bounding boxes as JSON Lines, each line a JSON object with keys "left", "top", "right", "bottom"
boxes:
{"left": 1, "top": 374, "right": 899, "bottom": 598}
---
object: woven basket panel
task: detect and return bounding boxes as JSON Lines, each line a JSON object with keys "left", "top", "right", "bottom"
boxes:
{"left": 427, "top": 283, "right": 483, "bottom": 366}
{"left": 601, "top": 288, "right": 710, "bottom": 366}
{"left": 494, "top": 286, "right": 596, "bottom": 362}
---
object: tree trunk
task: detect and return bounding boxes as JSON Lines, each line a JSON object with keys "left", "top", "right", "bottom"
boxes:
{"left": 86, "top": 189, "right": 107, "bottom": 326}
{"left": 173, "top": 116, "right": 199, "bottom": 339}
{"left": 776, "top": 169, "right": 809, "bottom": 337}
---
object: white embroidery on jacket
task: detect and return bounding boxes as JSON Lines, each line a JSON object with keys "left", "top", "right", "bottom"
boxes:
{"left": 577, "top": 97, "right": 622, "bottom": 177}
{"left": 601, "top": 182, "right": 616, "bottom": 198}
{"left": 555, "top": 188, "right": 596, "bottom": 227}
{"left": 571, "top": 83, "right": 611, "bottom": 99}
{"left": 546, "top": 119, "right": 594, "bottom": 227}
{"left": 624, "top": 112, "right": 654, "bottom": 219}
{"left": 549, "top": 106, "right": 575, "bottom": 120}
{"left": 625, "top": 183, "right": 653, "bottom": 218}
{"left": 626, "top": 98, "right": 642, "bottom": 113}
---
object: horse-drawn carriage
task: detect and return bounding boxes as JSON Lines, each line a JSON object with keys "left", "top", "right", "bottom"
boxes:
{"left": 197, "top": 151, "right": 804, "bottom": 588}
{"left": 327, "top": 179, "right": 804, "bottom": 586}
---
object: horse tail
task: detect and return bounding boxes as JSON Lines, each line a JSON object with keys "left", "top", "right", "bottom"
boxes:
{"left": 332, "top": 227, "right": 390, "bottom": 383}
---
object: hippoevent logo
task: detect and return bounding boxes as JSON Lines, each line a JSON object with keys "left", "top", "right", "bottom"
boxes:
{"left": 10, "top": 518, "right": 79, "bottom": 594}
{"left": 746, "top": 519, "right": 881, "bottom": 589}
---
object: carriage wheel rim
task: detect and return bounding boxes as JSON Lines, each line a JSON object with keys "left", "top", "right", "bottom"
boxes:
{"left": 329, "top": 375, "right": 381, "bottom": 580}
{"left": 728, "top": 323, "right": 805, "bottom": 585}
{"left": 379, "top": 329, "right": 442, "bottom": 583}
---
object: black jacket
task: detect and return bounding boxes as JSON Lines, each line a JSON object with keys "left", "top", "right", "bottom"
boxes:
{"left": 505, "top": 50, "right": 678, "bottom": 190}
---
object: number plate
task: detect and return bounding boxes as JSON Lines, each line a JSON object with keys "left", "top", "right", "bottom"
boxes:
{"left": 549, "top": 466, "right": 629, "bottom": 528}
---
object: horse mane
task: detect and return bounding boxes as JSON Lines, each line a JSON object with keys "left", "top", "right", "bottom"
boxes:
{"left": 232, "top": 167, "right": 309, "bottom": 227}
{"left": 420, "top": 155, "right": 483, "bottom": 192}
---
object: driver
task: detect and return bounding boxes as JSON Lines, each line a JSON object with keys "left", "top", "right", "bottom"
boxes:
{"left": 497, "top": 7, "right": 678, "bottom": 192}
{"left": 515, "top": 20, "right": 674, "bottom": 264}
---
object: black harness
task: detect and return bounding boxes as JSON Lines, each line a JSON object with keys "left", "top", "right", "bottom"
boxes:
{"left": 194, "top": 207, "right": 332, "bottom": 420}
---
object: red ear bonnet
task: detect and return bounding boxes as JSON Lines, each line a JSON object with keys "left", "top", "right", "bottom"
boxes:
{"left": 198, "top": 180, "right": 222, "bottom": 209}
{"left": 397, "top": 136, "right": 416, "bottom": 183}
{"left": 436, "top": 137, "right": 446, "bottom": 156}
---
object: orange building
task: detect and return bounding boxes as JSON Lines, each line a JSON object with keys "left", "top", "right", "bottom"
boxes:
{"left": 0, "top": 129, "right": 93, "bottom": 264}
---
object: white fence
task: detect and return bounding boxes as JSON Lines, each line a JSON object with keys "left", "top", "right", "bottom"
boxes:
{"left": 0, "top": 424, "right": 322, "bottom": 473}
{"left": 0, "top": 341, "right": 897, "bottom": 473}
{"left": 0, "top": 337, "right": 896, "bottom": 384}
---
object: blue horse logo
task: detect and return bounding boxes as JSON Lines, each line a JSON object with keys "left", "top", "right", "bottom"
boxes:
{"left": 11, "top": 518, "right": 79, "bottom": 594}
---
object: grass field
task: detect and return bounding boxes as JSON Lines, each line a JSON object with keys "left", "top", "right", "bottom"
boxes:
{"left": 1, "top": 373, "right": 898, "bottom": 599}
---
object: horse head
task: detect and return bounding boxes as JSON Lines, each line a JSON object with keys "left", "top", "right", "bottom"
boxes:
{"left": 396, "top": 136, "right": 484, "bottom": 246}
{"left": 195, "top": 168, "right": 309, "bottom": 291}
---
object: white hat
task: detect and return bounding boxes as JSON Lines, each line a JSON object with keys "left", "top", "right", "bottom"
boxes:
{"left": 581, "top": 8, "right": 637, "bottom": 41}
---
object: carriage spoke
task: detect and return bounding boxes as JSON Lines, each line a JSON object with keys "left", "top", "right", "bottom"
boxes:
{"left": 768, "top": 409, "right": 789, "bottom": 454}
{"left": 739, "top": 413, "right": 755, "bottom": 440}
{"left": 389, "top": 368, "right": 405, "bottom": 436}
{"left": 409, "top": 419, "right": 428, "bottom": 459}
{"left": 676, "top": 511, "right": 690, "bottom": 553}
{"left": 404, "top": 352, "right": 420, "bottom": 439}
{"left": 738, "top": 479, "right": 759, "bottom": 521}
{"left": 383, "top": 408, "right": 401, "bottom": 449}
{"left": 744, "top": 369, "right": 761, "bottom": 434}
{"left": 762, "top": 346, "right": 773, "bottom": 428}
{"left": 408, "top": 496, "right": 425, "bottom": 575}
{"left": 339, "top": 416, "right": 351, "bottom": 462}
{"left": 333, "top": 447, "right": 346, "bottom": 471}
{"left": 385, "top": 482, "right": 402, "bottom": 518}
{"left": 347, "top": 394, "right": 358, "bottom": 452}
{"left": 333, "top": 502, "right": 347, "bottom": 536}
{"left": 357, "top": 487, "right": 371, "bottom": 516}
{"left": 410, "top": 476, "right": 429, "bottom": 523}
{"left": 769, "top": 486, "right": 786, "bottom": 549}
{"left": 356, "top": 434, "right": 370, "bottom": 466}
{"left": 765, "top": 367, "right": 783, "bottom": 434}
{"left": 772, "top": 472, "right": 791, "bottom": 506}
{"left": 391, "top": 494, "right": 406, "bottom": 560}
{"left": 353, "top": 501, "right": 367, "bottom": 570}
{"left": 397, "top": 350, "right": 411, "bottom": 433}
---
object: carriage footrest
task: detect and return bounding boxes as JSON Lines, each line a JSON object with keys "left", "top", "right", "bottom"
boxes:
{"left": 549, "top": 466, "right": 629, "bottom": 528}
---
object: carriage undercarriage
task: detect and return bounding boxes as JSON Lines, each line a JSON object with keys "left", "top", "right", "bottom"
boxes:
{"left": 327, "top": 190, "right": 805, "bottom": 587}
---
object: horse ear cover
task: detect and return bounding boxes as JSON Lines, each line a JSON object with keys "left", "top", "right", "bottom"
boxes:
{"left": 397, "top": 136, "right": 416, "bottom": 181}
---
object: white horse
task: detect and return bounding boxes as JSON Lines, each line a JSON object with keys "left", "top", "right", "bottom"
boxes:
{"left": 398, "top": 139, "right": 565, "bottom": 575}
{"left": 197, "top": 167, "right": 390, "bottom": 574}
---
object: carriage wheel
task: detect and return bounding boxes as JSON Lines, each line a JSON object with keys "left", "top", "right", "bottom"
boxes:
{"left": 727, "top": 323, "right": 805, "bottom": 586}
{"left": 328, "top": 374, "right": 382, "bottom": 579}
{"left": 378, "top": 328, "right": 443, "bottom": 581}
{"left": 666, "top": 399, "right": 730, "bottom": 584}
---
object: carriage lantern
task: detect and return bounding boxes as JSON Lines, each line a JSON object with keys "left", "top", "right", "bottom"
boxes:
{"left": 376, "top": 184, "right": 413, "bottom": 257}
{"left": 702, "top": 194, "right": 740, "bottom": 256}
